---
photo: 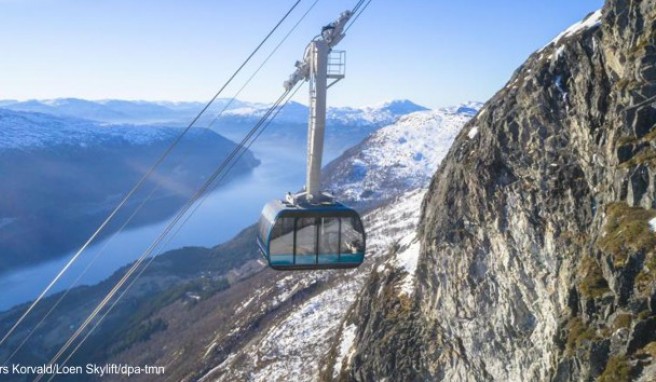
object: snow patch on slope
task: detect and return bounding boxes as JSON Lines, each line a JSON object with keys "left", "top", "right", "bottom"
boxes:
{"left": 394, "top": 234, "right": 421, "bottom": 296}
{"left": 467, "top": 126, "right": 479, "bottom": 139}
{"left": 248, "top": 278, "right": 356, "bottom": 382}
{"left": 333, "top": 324, "right": 357, "bottom": 378}
{"left": 542, "top": 10, "right": 602, "bottom": 50}
{"left": 365, "top": 189, "right": 428, "bottom": 261}
{"left": 204, "top": 271, "right": 359, "bottom": 382}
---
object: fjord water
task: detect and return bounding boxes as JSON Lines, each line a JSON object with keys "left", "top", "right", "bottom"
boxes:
{"left": 0, "top": 139, "right": 334, "bottom": 311}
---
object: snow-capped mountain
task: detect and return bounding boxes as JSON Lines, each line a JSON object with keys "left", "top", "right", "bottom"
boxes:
{"left": 0, "top": 98, "right": 207, "bottom": 124}
{"left": 0, "top": 98, "right": 428, "bottom": 128}
{"left": 327, "top": 99, "right": 431, "bottom": 126}
{"left": 222, "top": 99, "right": 429, "bottom": 127}
{"left": 322, "top": 103, "right": 480, "bottom": 209}
{"left": 216, "top": 98, "right": 431, "bottom": 162}
{"left": 0, "top": 98, "right": 429, "bottom": 162}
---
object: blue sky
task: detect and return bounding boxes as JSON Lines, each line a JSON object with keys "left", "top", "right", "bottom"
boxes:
{"left": 0, "top": 0, "right": 602, "bottom": 108}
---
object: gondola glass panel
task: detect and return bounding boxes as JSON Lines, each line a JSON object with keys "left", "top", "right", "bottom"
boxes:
{"left": 340, "top": 216, "right": 365, "bottom": 263}
{"left": 269, "top": 217, "right": 295, "bottom": 266}
{"left": 318, "top": 217, "right": 340, "bottom": 263}
{"left": 295, "top": 217, "right": 318, "bottom": 265}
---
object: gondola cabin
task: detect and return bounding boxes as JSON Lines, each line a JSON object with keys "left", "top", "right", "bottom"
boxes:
{"left": 257, "top": 199, "right": 365, "bottom": 270}
{"left": 258, "top": 9, "right": 365, "bottom": 270}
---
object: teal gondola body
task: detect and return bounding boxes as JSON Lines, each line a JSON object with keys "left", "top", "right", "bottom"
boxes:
{"left": 257, "top": 199, "right": 365, "bottom": 270}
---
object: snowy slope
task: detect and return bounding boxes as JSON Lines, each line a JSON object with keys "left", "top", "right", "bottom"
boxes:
{"left": 322, "top": 103, "right": 480, "bottom": 209}
{"left": 200, "top": 189, "right": 427, "bottom": 382}
{"left": 193, "top": 104, "right": 479, "bottom": 380}
{"left": 542, "top": 9, "right": 602, "bottom": 49}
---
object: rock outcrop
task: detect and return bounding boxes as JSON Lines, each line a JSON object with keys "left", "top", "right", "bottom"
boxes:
{"left": 336, "top": 1, "right": 656, "bottom": 380}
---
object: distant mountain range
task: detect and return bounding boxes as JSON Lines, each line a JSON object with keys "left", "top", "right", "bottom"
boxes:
{"left": 222, "top": 99, "right": 430, "bottom": 127}
{"left": 0, "top": 98, "right": 207, "bottom": 124}
{"left": 0, "top": 97, "right": 429, "bottom": 128}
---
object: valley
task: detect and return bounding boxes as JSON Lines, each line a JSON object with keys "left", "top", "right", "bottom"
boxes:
{"left": 0, "top": 100, "right": 470, "bottom": 380}
{"left": 4, "top": 1, "right": 653, "bottom": 381}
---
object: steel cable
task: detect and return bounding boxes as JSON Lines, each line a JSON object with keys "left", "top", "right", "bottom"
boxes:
{"left": 51, "top": 83, "right": 304, "bottom": 375}
{"left": 44, "top": 0, "right": 374, "bottom": 370}
{"left": 32, "top": 0, "right": 375, "bottom": 375}
{"left": 0, "top": 0, "right": 302, "bottom": 350}
{"left": 2, "top": 0, "right": 320, "bottom": 362}
{"left": 346, "top": 0, "right": 373, "bottom": 32}
{"left": 46, "top": 0, "right": 377, "bottom": 365}
{"left": 38, "top": 91, "right": 292, "bottom": 379}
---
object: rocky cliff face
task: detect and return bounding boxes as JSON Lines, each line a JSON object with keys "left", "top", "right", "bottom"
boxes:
{"left": 336, "top": 1, "right": 656, "bottom": 381}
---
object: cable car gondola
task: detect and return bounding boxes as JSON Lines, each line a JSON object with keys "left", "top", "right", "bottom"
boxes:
{"left": 257, "top": 10, "right": 366, "bottom": 270}
{"left": 257, "top": 195, "right": 365, "bottom": 270}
